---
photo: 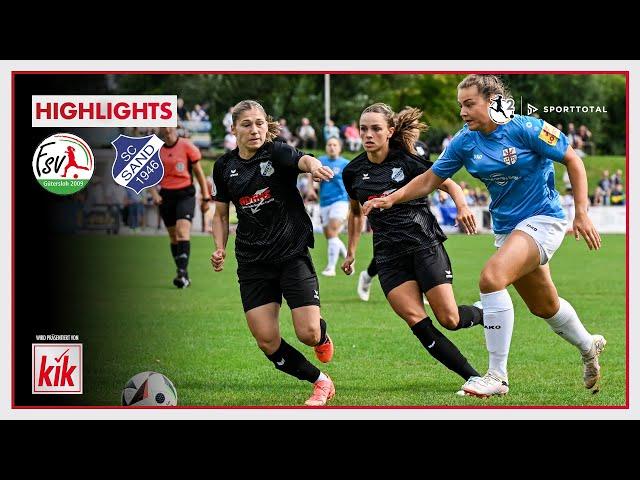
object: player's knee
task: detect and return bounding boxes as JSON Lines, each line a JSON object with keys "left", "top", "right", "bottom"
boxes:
{"left": 256, "top": 337, "right": 280, "bottom": 354}
{"left": 437, "top": 312, "right": 459, "bottom": 330}
{"left": 479, "top": 267, "right": 507, "bottom": 293}
{"left": 295, "top": 325, "right": 320, "bottom": 346}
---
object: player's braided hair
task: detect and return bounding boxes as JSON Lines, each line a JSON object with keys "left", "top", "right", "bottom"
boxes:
{"left": 231, "top": 100, "right": 280, "bottom": 142}
{"left": 458, "top": 74, "right": 511, "bottom": 101}
{"left": 361, "top": 103, "right": 428, "bottom": 155}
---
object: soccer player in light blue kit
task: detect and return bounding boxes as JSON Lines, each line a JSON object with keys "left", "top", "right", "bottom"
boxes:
{"left": 363, "top": 75, "right": 605, "bottom": 398}
{"left": 316, "top": 137, "right": 350, "bottom": 276}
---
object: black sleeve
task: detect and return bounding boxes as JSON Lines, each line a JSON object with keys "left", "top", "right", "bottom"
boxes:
{"left": 211, "top": 157, "right": 231, "bottom": 203}
{"left": 342, "top": 163, "right": 358, "bottom": 201}
{"left": 409, "top": 154, "right": 433, "bottom": 177}
{"left": 270, "top": 141, "right": 306, "bottom": 172}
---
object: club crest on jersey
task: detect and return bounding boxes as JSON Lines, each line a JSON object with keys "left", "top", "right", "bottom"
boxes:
{"left": 502, "top": 147, "right": 517, "bottom": 165}
{"left": 260, "top": 161, "right": 274, "bottom": 177}
{"left": 391, "top": 167, "right": 405, "bottom": 182}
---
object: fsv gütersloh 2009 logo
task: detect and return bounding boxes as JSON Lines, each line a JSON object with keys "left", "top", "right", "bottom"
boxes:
{"left": 32, "top": 133, "right": 94, "bottom": 195}
{"left": 111, "top": 134, "right": 165, "bottom": 194}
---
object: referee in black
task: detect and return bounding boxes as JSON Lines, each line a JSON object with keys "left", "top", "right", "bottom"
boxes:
{"left": 211, "top": 100, "right": 336, "bottom": 406}
{"left": 342, "top": 103, "right": 484, "bottom": 388}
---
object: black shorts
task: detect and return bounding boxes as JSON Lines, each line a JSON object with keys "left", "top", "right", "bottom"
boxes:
{"left": 159, "top": 185, "right": 196, "bottom": 227}
{"left": 237, "top": 251, "right": 320, "bottom": 312}
{"left": 377, "top": 243, "right": 453, "bottom": 297}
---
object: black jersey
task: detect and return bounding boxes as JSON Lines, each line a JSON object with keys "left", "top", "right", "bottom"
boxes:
{"left": 342, "top": 148, "right": 447, "bottom": 264}
{"left": 212, "top": 141, "right": 314, "bottom": 264}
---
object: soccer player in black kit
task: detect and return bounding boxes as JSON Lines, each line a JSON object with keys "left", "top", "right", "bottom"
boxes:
{"left": 341, "top": 103, "right": 484, "bottom": 389}
{"left": 210, "top": 100, "right": 336, "bottom": 406}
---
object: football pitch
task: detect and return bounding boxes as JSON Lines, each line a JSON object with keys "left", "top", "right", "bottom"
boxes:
{"left": 75, "top": 233, "right": 626, "bottom": 407}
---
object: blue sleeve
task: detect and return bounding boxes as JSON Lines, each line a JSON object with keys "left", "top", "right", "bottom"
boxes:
{"left": 431, "top": 133, "right": 464, "bottom": 179}
{"left": 518, "top": 116, "right": 569, "bottom": 164}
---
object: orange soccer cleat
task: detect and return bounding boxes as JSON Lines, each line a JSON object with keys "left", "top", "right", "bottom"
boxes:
{"left": 314, "top": 334, "right": 334, "bottom": 363}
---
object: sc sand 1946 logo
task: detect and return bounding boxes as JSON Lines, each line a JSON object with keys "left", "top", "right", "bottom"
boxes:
{"left": 32, "top": 133, "right": 94, "bottom": 195}
{"left": 32, "top": 344, "right": 82, "bottom": 394}
{"left": 111, "top": 134, "right": 165, "bottom": 194}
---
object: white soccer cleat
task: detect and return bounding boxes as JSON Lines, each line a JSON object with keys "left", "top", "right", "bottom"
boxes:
{"left": 321, "top": 267, "right": 336, "bottom": 277}
{"left": 357, "top": 271, "right": 372, "bottom": 301}
{"left": 461, "top": 371, "right": 509, "bottom": 398}
{"left": 582, "top": 334, "right": 607, "bottom": 390}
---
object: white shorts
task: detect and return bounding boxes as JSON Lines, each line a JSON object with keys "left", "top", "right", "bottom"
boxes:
{"left": 494, "top": 215, "right": 568, "bottom": 265}
{"left": 320, "top": 201, "right": 349, "bottom": 228}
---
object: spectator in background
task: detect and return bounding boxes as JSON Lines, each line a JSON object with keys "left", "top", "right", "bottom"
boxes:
{"left": 474, "top": 187, "right": 489, "bottom": 206}
{"left": 442, "top": 134, "right": 453, "bottom": 152}
{"left": 222, "top": 107, "right": 233, "bottom": 133}
{"left": 177, "top": 97, "right": 189, "bottom": 121}
{"left": 610, "top": 184, "right": 625, "bottom": 206}
{"left": 611, "top": 169, "right": 623, "bottom": 186}
{"left": 323, "top": 119, "right": 341, "bottom": 143}
{"left": 578, "top": 125, "right": 593, "bottom": 155}
{"left": 344, "top": 121, "right": 362, "bottom": 152}
{"left": 125, "top": 188, "right": 145, "bottom": 231}
{"left": 223, "top": 131, "right": 237, "bottom": 152}
{"left": 277, "top": 118, "right": 295, "bottom": 145}
{"left": 190, "top": 104, "right": 209, "bottom": 122}
{"left": 298, "top": 117, "right": 317, "bottom": 149}
{"left": 598, "top": 170, "right": 612, "bottom": 205}
{"left": 555, "top": 123, "right": 563, "bottom": 132}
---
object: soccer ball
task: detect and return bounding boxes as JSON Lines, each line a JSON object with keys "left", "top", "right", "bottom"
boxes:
{"left": 121, "top": 371, "right": 178, "bottom": 406}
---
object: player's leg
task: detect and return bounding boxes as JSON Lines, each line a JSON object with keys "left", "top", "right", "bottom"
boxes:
{"left": 173, "top": 190, "right": 196, "bottom": 287}
{"left": 513, "top": 265, "right": 606, "bottom": 390}
{"left": 283, "top": 253, "right": 335, "bottom": 405}
{"left": 321, "top": 203, "right": 348, "bottom": 276}
{"left": 417, "top": 244, "right": 483, "bottom": 331}
{"left": 381, "top": 256, "right": 479, "bottom": 381}
{"left": 357, "top": 257, "right": 378, "bottom": 302}
{"left": 158, "top": 191, "right": 182, "bottom": 287}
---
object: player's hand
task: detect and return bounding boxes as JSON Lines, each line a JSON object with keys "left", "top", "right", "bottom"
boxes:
{"left": 311, "top": 166, "right": 334, "bottom": 182}
{"left": 362, "top": 196, "right": 394, "bottom": 215}
{"left": 455, "top": 205, "right": 477, "bottom": 235}
{"left": 211, "top": 248, "right": 226, "bottom": 272}
{"left": 341, "top": 254, "right": 355, "bottom": 275}
{"left": 573, "top": 211, "right": 601, "bottom": 250}
{"left": 200, "top": 199, "right": 210, "bottom": 213}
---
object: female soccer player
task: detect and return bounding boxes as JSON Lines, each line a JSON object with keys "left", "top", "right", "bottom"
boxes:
{"left": 364, "top": 75, "right": 606, "bottom": 397}
{"left": 342, "top": 103, "right": 484, "bottom": 385}
{"left": 211, "top": 100, "right": 336, "bottom": 406}
{"left": 150, "top": 127, "right": 210, "bottom": 288}
{"left": 316, "top": 137, "right": 350, "bottom": 277}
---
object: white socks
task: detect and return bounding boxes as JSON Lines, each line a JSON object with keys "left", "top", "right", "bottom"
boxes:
{"left": 544, "top": 297, "right": 593, "bottom": 354}
{"left": 327, "top": 237, "right": 346, "bottom": 269}
{"left": 315, "top": 372, "right": 329, "bottom": 383}
{"left": 481, "top": 290, "right": 514, "bottom": 379}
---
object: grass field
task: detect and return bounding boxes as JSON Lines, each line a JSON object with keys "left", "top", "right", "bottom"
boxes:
{"left": 74, "top": 233, "right": 626, "bottom": 407}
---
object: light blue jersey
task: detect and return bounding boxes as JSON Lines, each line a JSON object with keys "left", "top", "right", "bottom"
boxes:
{"left": 319, "top": 155, "right": 349, "bottom": 207}
{"left": 432, "top": 115, "right": 568, "bottom": 234}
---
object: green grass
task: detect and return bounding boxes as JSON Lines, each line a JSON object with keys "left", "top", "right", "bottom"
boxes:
{"left": 200, "top": 153, "right": 625, "bottom": 197}
{"left": 71, "top": 233, "right": 626, "bottom": 407}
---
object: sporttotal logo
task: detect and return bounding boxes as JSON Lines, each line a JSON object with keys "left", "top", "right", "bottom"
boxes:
{"left": 524, "top": 101, "right": 607, "bottom": 114}
{"left": 32, "top": 344, "right": 82, "bottom": 394}
{"left": 32, "top": 133, "right": 94, "bottom": 195}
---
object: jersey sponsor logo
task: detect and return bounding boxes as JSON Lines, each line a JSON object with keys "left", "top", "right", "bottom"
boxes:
{"left": 502, "top": 147, "right": 517, "bottom": 165}
{"left": 391, "top": 167, "right": 405, "bottom": 182}
{"left": 367, "top": 189, "right": 397, "bottom": 201}
{"left": 488, "top": 94, "right": 515, "bottom": 125}
{"left": 483, "top": 173, "right": 521, "bottom": 186}
{"left": 260, "top": 161, "right": 274, "bottom": 177}
{"left": 239, "top": 187, "right": 274, "bottom": 213}
{"left": 111, "top": 134, "right": 164, "bottom": 194}
{"left": 538, "top": 121, "right": 560, "bottom": 146}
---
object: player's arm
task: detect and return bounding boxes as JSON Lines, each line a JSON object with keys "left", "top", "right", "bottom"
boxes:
{"left": 298, "top": 155, "right": 334, "bottom": 182}
{"left": 342, "top": 199, "right": 363, "bottom": 275}
{"left": 438, "top": 179, "right": 477, "bottom": 234}
{"left": 564, "top": 146, "right": 601, "bottom": 250}
{"left": 149, "top": 186, "right": 162, "bottom": 205}
{"left": 211, "top": 201, "right": 229, "bottom": 272}
{"left": 363, "top": 169, "right": 445, "bottom": 215}
{"left": 193, "top": 161, "right": 211, "bottom": 213}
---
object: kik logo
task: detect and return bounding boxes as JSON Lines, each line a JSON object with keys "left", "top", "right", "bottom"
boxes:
{"left": 32, "top": 344, "right": 83, "bottom": 394}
